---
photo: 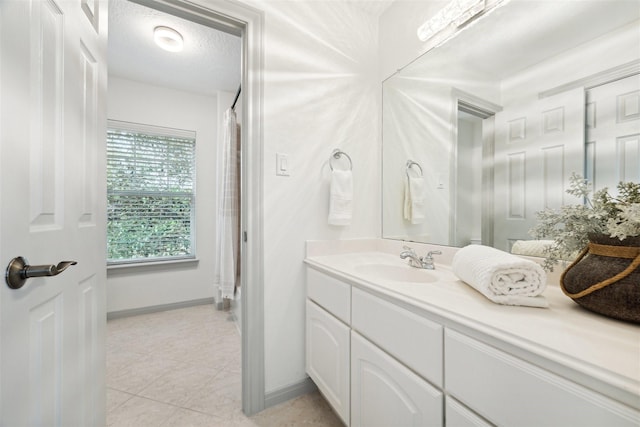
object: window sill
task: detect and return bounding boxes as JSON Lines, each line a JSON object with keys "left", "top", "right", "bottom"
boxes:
{"left": 107, "top": 257, "right": 199, "bottom": 273}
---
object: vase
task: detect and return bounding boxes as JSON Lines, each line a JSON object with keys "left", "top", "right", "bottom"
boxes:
{"left": 560, "top": 233, "right": 640, "bottom": 324}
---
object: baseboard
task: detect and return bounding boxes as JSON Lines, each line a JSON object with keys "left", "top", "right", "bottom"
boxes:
{"left": 107, "top": 297, "right": 215, "bottom": 320}
{"left": 264, "top": 377, "right": 318, "bottom": 409}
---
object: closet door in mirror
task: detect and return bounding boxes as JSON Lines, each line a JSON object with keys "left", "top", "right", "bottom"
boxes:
{"left": 493, "top": 88, "right": 584, "bottom": 252}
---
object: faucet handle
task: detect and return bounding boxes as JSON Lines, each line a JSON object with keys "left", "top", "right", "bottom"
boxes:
{"left": 425, "top": 250, "right": 442, "bottom": 259}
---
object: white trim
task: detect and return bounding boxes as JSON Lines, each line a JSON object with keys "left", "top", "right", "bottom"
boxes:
{"left": 106, "top": 297, "right": 215, "bottom": 320}
{"left": 539, "top": 59, "right": 640, "bottom": 98}
{"left": 106, "top": 257, "right": 199, "bottom": 270}
{"left": 264, "top": 378, "right": 318, "bottom": 409}
{"left": 107, "top": 119, "right": 196, "bottom": 139}
{"left": 234, "top": 2, "right": 265, "bottom": 416}
{"left": 125, "top": 0, "right": 266, "bottom": 416}
{"left": 449, "top": 88, "right": 502, "bottom": 247}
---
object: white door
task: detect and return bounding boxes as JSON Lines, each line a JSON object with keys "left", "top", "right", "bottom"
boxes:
{"left": 493, "top": 88, "right": 585, "bottom": 252}
{"left": 586, "top": 74, "right": 640, "bottom": 191}
{"left": 0, "top": 0, "right": 107, "bottom": 425}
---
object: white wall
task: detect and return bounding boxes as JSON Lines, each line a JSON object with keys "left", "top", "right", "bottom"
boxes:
{"left": 378, "top": 0, "right": 448, "bottom": 80}
{"left": 238, "top": 0, "right": 381, "bottom": 394}
{"left": 106, "top": 77, "right": 219, "bottom": 313}
{"left": 501, "top": 19, "right": 640, "bottom": 105}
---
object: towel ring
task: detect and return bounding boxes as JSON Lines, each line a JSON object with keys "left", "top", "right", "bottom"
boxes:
{"left": 330, "top": 149, "right": 353, "bottom": 171}
{"left": 406, "top": 160, "right": 423, "bottom": 179}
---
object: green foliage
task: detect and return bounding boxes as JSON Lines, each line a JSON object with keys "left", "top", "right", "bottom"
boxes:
{"left": 530, "top": 173, "right": 640, "bottom": 271}
{"left": 107, "top": 195, "right": 193, "bottom": 261}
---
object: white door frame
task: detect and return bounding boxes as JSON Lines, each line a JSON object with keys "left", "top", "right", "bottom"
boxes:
{"left": 449, "top": 88, "right": 502, "bottom": 247}
{"left": 131, "top": 0, "right": 265, "bottom": 415}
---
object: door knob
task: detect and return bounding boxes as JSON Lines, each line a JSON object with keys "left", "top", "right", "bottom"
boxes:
{"left": 5, "top": 256, "right": 77, "bottom": 289}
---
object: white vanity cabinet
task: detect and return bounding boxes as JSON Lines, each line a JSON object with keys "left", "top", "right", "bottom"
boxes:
{"left": 305, "top": 262, "right": 640, "bottom": 427}
{"left": 307, "top": 269, "right": 446, "bottom": 426}
{"left": 306, "top": 269, "right": 351, "bottom": 425}
{"left": 306, "top": 300, "right": 350, "bottom": 425}
{"left": 445, "top": 329, "right": 640, "bottom": 427}
{"left": 351, "top": 331, "right": 443, "bottom": 427}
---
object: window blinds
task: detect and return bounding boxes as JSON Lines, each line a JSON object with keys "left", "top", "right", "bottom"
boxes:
{"left": 107, "top": 125, "right": 196, "bottom": 263}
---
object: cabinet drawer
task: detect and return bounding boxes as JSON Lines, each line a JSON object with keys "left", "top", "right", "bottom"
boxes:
{"left": 445, "top": 329, "right": 640, "bottom": 427}
{"left": 306, "top": 300, "right": 350, "bottom": 425}
{"left": 351, "top": 287, "right": 443, "bottom": 387}
{"left": 307, "top": 268, "right": 351, "bottom": 324}
{"left": 351, "top": 331, "right": 443, "bottom": 427}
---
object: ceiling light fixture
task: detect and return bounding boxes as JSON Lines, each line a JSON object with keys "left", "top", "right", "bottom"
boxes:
{"left": 154, "top": 26, "right": 184, "bottom": 52}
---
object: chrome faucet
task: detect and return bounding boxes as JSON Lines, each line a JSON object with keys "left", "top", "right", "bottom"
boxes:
{"left": 400, "top": 246, "right": 442, "bottom": 270}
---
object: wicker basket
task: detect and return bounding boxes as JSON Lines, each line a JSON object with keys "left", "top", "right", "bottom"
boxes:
{"left": 560, "top": 234, "right": 640, "bottom": 324}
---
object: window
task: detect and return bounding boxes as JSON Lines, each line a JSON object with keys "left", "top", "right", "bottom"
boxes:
{"left": 107, "top": 121, "right": 196, "bottom": 264}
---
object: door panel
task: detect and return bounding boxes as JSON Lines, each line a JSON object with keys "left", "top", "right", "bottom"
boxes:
{"left": 0, "top": 0, "right": 108, "bottom": 425}
{"left": 30, "top": 0, "right": 65, "bottom": 230}
{"left": 586, "top": 74, "right": 640, "bottom": 190}
{"left": 493, "top": 88, "right": 585, "bottom": 251}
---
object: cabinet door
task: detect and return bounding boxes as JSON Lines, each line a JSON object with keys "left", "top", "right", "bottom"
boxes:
{"left": 351, "top": 332, "right": 443, "bottom": 427}
{"left": 446, "top": 396, "right": 493, "bottom": 427}
{"left": 306, "top": 300, "right": 350, "bottom": 425}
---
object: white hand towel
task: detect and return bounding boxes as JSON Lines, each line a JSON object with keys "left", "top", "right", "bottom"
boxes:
{"left": 403, "top": 179, "right": 411, "bottom": 221}
{"left": 328, "top": 169, "right": 353, "bottom": 226}
{"left": 510, "top": 240, "right": 554, "bottom": 258}
{"left": 452, "top": 244, "right": 548, "bottom": 308}
{"left": 404, "top": 177, "right": 425, "bottom": 224}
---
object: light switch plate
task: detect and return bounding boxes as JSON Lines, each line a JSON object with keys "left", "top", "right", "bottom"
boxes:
{"left": 276, "top": 153, "right": 290, "bottom": 176}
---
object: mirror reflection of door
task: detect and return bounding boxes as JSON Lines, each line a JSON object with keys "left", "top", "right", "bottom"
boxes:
{"left": 492, "top": 88, "right": 585, "bottom": 252}
{"left": 586, "top": 74, "right": 640, "bottom": 192}
{"left": 455, "top": 75, "right": 639, "bottom": 254}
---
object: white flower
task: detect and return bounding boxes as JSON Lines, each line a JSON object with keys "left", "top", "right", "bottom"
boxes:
{"left": 607, "top": 203, "right": 640, "bottom": 240}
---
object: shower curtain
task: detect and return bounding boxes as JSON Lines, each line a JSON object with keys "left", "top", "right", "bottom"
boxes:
{"left": 215, "top": 107, "right": 240, "bottom": 300}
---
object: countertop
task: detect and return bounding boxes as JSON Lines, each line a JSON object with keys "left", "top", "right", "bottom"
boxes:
{"left": 304, "top": 239, "right": 640, "bottom": 410}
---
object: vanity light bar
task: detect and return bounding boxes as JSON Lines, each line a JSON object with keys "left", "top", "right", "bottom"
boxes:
{"left": 417, "top": 0, "right": 486, "bottom": 42}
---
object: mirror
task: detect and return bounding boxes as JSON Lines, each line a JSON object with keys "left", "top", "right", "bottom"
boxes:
{"left": 382, "top": 0, "right": 640, "bottom": 253}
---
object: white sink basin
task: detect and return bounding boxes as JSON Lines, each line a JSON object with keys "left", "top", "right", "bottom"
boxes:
{"left": 353, "top": 264, "right": 438, "bottom": 283}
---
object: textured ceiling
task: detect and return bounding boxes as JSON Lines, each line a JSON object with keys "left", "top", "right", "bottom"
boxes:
{"left": 108, "top": 0, "right": 242, "bottom": 97}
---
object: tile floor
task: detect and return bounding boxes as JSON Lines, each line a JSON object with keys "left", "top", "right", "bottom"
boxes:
{"left": 107, "top": 304, "right": 344, "bottom": 426}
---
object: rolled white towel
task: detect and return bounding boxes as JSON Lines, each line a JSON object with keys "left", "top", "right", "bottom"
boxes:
{"left": 452, "top": 244, "right": 548, "bottom": 308}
